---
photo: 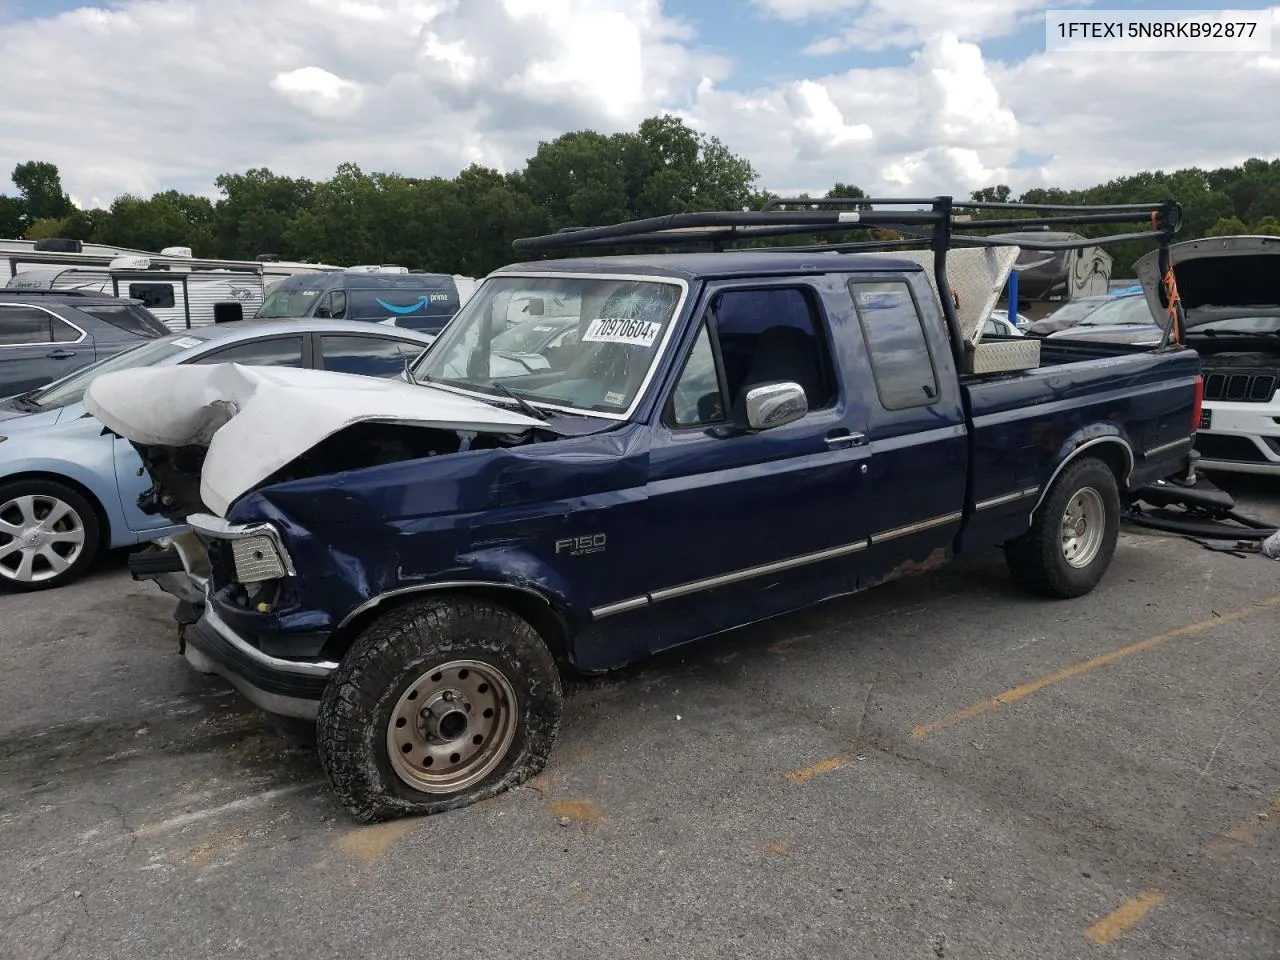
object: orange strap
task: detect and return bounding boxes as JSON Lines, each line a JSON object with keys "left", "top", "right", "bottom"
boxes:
{"left": 1162, "top": 265, "right": 1182, "bottom": 342}
{"left": 1153, "top": 212, "right": 1183, "bottom": 345}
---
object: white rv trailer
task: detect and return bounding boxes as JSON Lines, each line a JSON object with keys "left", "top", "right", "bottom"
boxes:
{"left": 0, "top": 238, "right": 340, "bottom": 292}
{"left": 5, "top": 256, "right": 271, "bottom": 331}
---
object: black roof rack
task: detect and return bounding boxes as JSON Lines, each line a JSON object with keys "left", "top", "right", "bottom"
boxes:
{"left": 511, "top": 195, "right": 1186, "bottom": 360}
{"left": 512, "top": 196, "right": 1180, "bottom": 254}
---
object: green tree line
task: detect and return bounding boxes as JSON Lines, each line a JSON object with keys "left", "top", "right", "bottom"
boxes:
{"left": 2, "top": 115, "right": 1278, "bottom": 278}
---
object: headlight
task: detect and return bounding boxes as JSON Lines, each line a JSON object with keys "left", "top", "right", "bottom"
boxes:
{"left": 230, "top": 536, "right": 288, "bottom": 583}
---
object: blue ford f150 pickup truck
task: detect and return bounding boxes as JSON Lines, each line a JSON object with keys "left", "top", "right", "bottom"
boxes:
{"left": 86, "top": 197, "right": 1205, "bottom": 822}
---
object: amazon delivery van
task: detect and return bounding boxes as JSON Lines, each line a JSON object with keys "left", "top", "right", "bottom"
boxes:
{"left": 254, "top": 266, "right": 476, "bottom": 334}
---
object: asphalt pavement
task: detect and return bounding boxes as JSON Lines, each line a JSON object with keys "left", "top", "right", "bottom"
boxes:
{"left": 2, "top": 476, "right": 1277, "bottom": 960}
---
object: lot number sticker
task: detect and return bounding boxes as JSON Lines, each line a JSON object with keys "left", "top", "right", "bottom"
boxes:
{"left": 582, "top": 317, "right": 662, "bottom": 347}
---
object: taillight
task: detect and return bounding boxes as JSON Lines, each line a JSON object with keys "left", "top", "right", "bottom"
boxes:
{"left": 1191, "top": 374, "right": 1204, "bottom": 433}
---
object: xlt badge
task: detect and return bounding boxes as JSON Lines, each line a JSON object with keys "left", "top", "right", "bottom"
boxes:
{"left": 555, "top": 534, "right": 606, "bottom": 557}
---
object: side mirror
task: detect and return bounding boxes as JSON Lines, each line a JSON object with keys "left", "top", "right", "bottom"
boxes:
{"left": 744, "top": 381, "right": 807, "bottom": 430}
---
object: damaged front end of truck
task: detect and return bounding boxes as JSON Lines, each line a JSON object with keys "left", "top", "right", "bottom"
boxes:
{"left": 82, "top": 267, "right": 687, "bottom": 747}
{"left": 83, "top": 360, "right": 593, "bottom": 719}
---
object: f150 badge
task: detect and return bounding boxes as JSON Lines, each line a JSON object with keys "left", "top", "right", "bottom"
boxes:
{"left": 555, "top": 534, "right": 606, "bottom": 557}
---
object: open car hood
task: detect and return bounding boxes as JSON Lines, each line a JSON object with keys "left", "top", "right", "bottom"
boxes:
{"left": 1135, "top": 235, "right": 1280, "bottom": 329}
{"left": 83, "top": 364, "right": 546, "bottom": 517}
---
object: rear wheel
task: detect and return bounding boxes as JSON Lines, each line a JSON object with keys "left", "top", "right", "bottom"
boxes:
{"left": 316, "top": 596, "right": 562, "bottom": 823}
{"left": 0, "top": 479, "right": 101, "bottom": 591}
{"left": 1005, "top": 456, "right": 1120, "bottom": 598}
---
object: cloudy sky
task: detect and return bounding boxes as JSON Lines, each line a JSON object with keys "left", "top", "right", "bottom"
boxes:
{"left": 0, "top": 0, "right": 1276, "bottom": 209}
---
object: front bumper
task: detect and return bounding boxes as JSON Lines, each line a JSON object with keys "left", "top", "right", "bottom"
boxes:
{"left": 183, "top": 603, "right": 336, "bottom": 720}
{"left": 165, "top": 514, "right": 335, "bottom": 721}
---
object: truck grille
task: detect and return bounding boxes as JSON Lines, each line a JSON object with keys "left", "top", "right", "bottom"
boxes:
{"left": 1203, "top": 372, "right": 1277, "bottom": 403}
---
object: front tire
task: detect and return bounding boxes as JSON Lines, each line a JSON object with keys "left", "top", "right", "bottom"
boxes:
{"left": 0, "top": 479, "right": 101, "bottom": 591}
{"left": 316, "top": 596, "right": 563, "bottom": 823}
{"left": 1005, "top": 457, "right": 1121, "bottom": 599}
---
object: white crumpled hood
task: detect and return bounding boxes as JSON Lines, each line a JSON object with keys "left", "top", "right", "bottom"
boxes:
{"left": 83, "top": 363, "right": 546, "bottom": 517}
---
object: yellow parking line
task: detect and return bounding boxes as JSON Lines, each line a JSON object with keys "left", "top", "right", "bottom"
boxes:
{"left": 912, "top": 595, "right": 1280, "bottom": 741}
{"left": 1085, "top": 890, "right": 1165, "bottom": 945}
{"left": 783, "top": 756, "right": 851, "bottom": 784}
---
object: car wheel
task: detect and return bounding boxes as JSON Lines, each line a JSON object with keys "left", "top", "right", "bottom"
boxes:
{"left": 316, "top": 595, "right": 563, "bottom": 823}
{"left": 1005, "top": 456, "right": 1121, "bottom": 599}
{"left": 0, "top": 479, "right": 101, "bottom": 591}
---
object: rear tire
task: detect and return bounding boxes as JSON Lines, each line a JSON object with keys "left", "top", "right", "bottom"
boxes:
{"left": 316, "top": 596, "right": 563, "bottom": 823}
{"left": 1005, "top": 457, "right": 1120, "bottom": 599}
{"left": 0, "top": 479, "right": 101, "bottom": 592}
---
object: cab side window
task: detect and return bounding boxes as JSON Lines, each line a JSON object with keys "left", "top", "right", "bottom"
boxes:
{"left": 316, "top": 291, "right": 347, "bottom": 319}
{"left": 192, "top": 336, "right": 304, "bottom": 367}
{"left": 667, "top": 287, "right": 836, "bottom": 429}
{"left": 848, "top": 280, "right": 939, "bottom": 410}
{"left": 669, "top": 322, "right": 725, "bottom": 427}
{"left": 0, "top": 305, "right": 53, "bottom": 345}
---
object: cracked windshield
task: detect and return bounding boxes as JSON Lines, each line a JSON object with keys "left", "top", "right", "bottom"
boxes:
{"left": 413, "top": 276, "right": 683, "bottom": 414}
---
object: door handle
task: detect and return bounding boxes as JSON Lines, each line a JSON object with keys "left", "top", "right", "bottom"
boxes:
{"left": 46, "top": 349, "right": 77, "bottom": 360}
{"left": 824, "top": 430, "right": 867, "bottom": 449}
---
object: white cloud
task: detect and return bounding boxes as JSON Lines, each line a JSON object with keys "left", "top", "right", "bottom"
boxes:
{"left": 271, "top": 67, "right": 364, "bottom": 117}
{"left": 784, "top": 80, "right": 873, "bottom": 154}
{"left": 0, "top": 0, "right": 1276, "bottom": 220}
{"left": 752, "top": 0, "right": 1096, "bottom": 51}
{"left": 680, "top": 33, "right": 1018, "bottom": 194}
{"left": 0, "top": 0, "right": 725, "bottom": 204}
{"left": 689, "top": 6, "right": 1280, "bottom": 197}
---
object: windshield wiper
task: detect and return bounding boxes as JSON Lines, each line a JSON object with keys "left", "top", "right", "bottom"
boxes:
{"left": 488, "top": 380, "right": 549, "bottom": 421}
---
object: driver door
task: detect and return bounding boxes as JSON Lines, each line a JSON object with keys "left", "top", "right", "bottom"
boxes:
{"left": 637, "top": 279, "right": 873, "bottom": 651}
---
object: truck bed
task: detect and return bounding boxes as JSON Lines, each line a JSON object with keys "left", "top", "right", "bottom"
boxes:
{"left": 957, "top": 338, "right": 1201, "bottom": 551}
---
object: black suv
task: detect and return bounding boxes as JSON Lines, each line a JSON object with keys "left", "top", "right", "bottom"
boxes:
{"left": 0, "top": 290, "right": 170, "bottom": 397}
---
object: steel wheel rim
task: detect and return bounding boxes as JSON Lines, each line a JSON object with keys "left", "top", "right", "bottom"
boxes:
{"left": 386, "top": 659, "right": 518, "bottom": 794}
{"left": 1061, "top": 486, "right": 1106, "bottom": 568}
{"left": 0, "top": 494, "right": 86, "bottom": 584}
